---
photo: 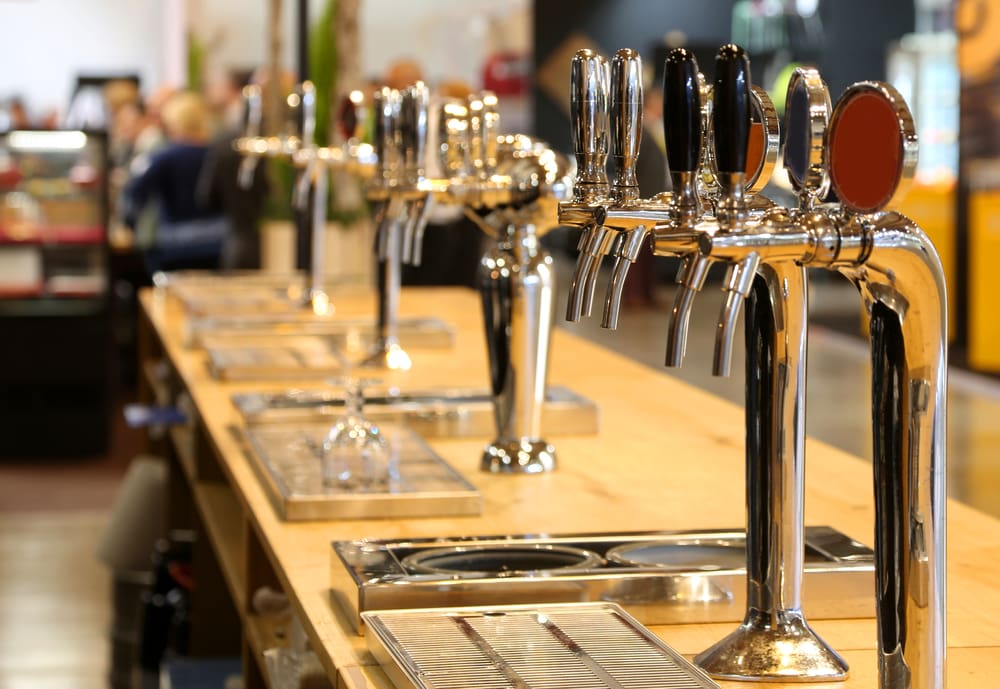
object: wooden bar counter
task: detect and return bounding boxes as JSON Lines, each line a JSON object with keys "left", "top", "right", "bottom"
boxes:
{"left": 138, "top": 285, "right": 1000, "bottom": 689}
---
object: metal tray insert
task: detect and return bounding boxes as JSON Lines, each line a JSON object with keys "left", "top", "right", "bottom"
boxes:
{"left": 331, "top": 526, "right": 874, "bottom": 631}
{"left": 364, "top": 603, "right": 719, "bottom": 689}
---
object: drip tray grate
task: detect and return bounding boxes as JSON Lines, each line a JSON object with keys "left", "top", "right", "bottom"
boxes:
{"left": 363, "top": 603, "right": 718, "bottom": 689}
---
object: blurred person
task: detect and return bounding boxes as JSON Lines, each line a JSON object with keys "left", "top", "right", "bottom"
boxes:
{"left": 123, "top": 90, "right": 226, "bottom": 274}
{"left": 198, "top": 69, "right": 269, "bottom": 269}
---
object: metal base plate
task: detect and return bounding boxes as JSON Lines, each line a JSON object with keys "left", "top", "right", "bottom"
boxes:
{"left": 330, "top": 527, "right": 874, "bottom": 633}
{"left": 233, "top": 385, "right": 599, "bottom": 437}
{"left": 694, "top": 611, "right": 849, "bottom": 681}
{"left": 364, "top": 603, "right": 719, "bottom": 689}
{"left": 241, "top": 423, "right": 480, "bottom": 521}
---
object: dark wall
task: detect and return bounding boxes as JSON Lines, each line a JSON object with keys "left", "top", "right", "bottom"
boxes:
{"left": 532, "top": 0, "right": 915, "bottom": 150}
{"left": 533, "top": 0, "right": 735, "bottom": 153}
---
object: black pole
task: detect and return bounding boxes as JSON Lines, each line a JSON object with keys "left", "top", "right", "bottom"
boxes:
{"left": 295, "top": 0, "right": 312, "bottom": 273}
{"left": 297, "top": 0, "right": 309, "bottom": 81}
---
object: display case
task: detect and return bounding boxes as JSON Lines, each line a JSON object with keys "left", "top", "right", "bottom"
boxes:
{"left": 0, "top": 130, "right": 107, "bottom": 304}
{"left": 0, "top": 129, "right": 111, "bottom": 456}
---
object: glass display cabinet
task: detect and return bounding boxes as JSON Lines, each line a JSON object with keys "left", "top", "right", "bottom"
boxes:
{"left": 0, "top": 129, "right": 111, "bottom": 455}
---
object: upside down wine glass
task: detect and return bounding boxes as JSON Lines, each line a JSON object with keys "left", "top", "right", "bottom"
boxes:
{"left": 320, "top": 377, "right": 390, "bottom": 490}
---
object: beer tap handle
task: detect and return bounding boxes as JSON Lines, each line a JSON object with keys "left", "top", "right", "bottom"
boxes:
{"left": 663, "top": 48, "right": 702, "bottom": 219}
{"left": 481, "top": 92, "right": 499, "bottom": 178}
{"left": 598, "top": 49, "right": 645, "bottom": 329}
{"left": 566, "top": 49, "right": 610, "bottom": 322}
{"left": 569, "top": 49, "right": 610, "bottom": 202}
{"left": 665, "top": 254, "right": 711, "bottom": 367}
{"left": 610, "top": 49, "right": 643, "bottom": 202}
{"left": 713, "top": 44, "right": 751, "bottom": 229}
{"left": 238, "top": 84, "right": 263, "bottom": 190}
{"left": 438, "top": 100, "right": 470, "bottom": 181}
{"left": 400, "top": 83, "right": 429, "bottom": 185}
{"left": 713, "top": 252, "right": 760, "bottom": 377}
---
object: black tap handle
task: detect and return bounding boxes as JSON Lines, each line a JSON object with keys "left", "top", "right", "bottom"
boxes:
{"left": 712, "top": 44, "right": 751, "bottom": 175}
{"left": 663, "top": 48, "right": 702, "bottom": 175}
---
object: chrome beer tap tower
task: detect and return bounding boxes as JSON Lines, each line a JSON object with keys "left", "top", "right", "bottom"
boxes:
{"left": 234, "top": 81, "right": 376, "bottom": 314}
{"left": 561, "top": 44, "right": 946, "bottom": 689}
{"left": 365, "top": 83, "right": 575, "bottom": 471}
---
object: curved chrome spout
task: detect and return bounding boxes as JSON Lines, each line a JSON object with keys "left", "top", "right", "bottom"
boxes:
{"left": 838, "top": 212, "right": 947, "bottom": 689}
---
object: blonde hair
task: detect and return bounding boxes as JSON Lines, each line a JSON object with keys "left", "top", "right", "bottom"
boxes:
{"left": 160, "top": 91, "right": 212, "bottom": 142}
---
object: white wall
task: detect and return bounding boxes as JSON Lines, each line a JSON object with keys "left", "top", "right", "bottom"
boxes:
{"left": 359, "top": 0, "right": 530, "bottom": 88}
{"left": 0, "top": 0, "right": 528, "bottom": 119}
{"left": 0, "top": 0, "right": 167, "bottom": 118}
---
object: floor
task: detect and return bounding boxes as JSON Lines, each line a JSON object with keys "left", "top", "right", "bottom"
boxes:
{"left": 2, "top": 265, "right": 999, "bottom": 688}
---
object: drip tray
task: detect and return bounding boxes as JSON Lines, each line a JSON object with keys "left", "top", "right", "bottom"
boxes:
{"left": 184, "top": 313, "right": 454, "bottom": 349}
{"left": 364, "top": 603, "right": 719, "bottom": 689}
{"left": 232, "top": 385, "right": 599, "bottom": 436}
{"left": 331, "top": 526, "right": 874, "bottom": 632}
{"left": 240, "top": 423, "right": 480, "bottom": 520}
{"left": 207, "top": 336, "right": 348, "bottom": 380}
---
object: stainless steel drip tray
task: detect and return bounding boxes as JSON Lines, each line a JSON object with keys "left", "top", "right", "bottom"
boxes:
{"left": 232, "top": 385, "right": 599, "bottom": 436}
{"left": 241, "top": 423, "right": 481, "bottom": 521}
{"left": 331, "top": 526, "right": 874, "bottom": 632}
{"left": 364, "top": 603, "right": 719, "bottom": 689}
{"left": 184, "top": 314, "right": 454, "bottom": 349}
{"left": 207, "top": 336, "right": 348, "bottom": 381}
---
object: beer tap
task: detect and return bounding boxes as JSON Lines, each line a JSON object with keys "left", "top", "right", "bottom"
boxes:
{"left": 234, "top": 81, "right": 376, "bottom": 313}
{"left": 690, "top": 59, "right": 847, "bottom": 682}
{"left": 695, "top": 78, "right": 945, "bottom": 689}
{"left": 364, "top": 86, "right": 411, "bottom": 369}
{"left": 561, "top": 49, "right": 610, "bottom": 322}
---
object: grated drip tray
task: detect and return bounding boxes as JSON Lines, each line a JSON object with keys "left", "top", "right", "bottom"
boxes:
{"left": 363, "top": 603, "right": 718, "bottom": 689}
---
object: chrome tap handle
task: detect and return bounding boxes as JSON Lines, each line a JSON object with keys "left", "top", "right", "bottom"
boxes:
{"left": 663, "top": 48, "right": 702, "bottom": 219}
{"left": 597, "top": 49, "right": 645, "bottom": 329}
{"left": 713, "top": 44, "right": 751, "bottom": 229}
{"left": 713, "top": 252, "right": 760, "bottom": 376}
{"left": 438, "top": 100, "right": 470, "bottom": 180}
{"left": 237, "top": 84, "right": 263, "bottom": 190}
{"left": 374, "top": 87, "right": 401, "bottom": 188}
{"left": 481, "top": 92, "right": 499, "bottom": 178}
{"left": 467, "top": 94, "right": 491, "bottom": 182}
{"left": 400, "top": 83, "right": 429, "bottom": 185}
{"left": 665, "top": 254, "right": 711, "bottom": 366}
{"left": 610, "top": 49, "right": 643, "bottom": 203}
{"left": 570, "top": 49, "right": 610, "bottom": 202}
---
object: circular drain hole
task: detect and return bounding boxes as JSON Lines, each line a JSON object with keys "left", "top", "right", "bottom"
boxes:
{"left": 402, "top": 544, "right": 603, "bottom": 577}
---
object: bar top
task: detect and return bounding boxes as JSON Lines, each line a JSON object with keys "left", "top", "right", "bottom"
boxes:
{"left": 140, "top": 285, "right": 1000, "bottom": 689}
